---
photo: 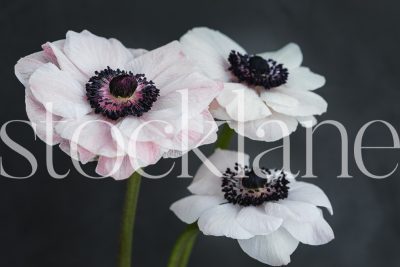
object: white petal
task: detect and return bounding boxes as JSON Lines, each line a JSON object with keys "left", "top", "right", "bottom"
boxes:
{"left": 29, "top": 63, "right": 91, "bottom": 118}
{"left": 117, "top": 116, "right": 174, "bottom": 145}
{"left": 264, "top": 202, "right": 295, "bottom": 220}
{"left": 283, "top": 215, "right": 334, "bottom": 245}
{"left": 25, "top": 89, "right": 62, "bottom": 145}
{"left": 96, "top": 155, "right": 141, "bottom": 180}
{"left": 209, "top": 100, "right": 231, "bottom": 120}
{"left": 238, "top": 228, "right": 299, "bottom": 266}
{"left": 217, "top": 83, "right": 271, "bottom": 122}
{"left": 146, "top": 72, "right": 222, "bottom": 120}
{"left": 180, "top": 27, "right": 245, "bottom": 81}
{"left": 288, "top": 181, "right": 333, "bottom": 214}
{"left": 270, "top": 199, "right": 334, "bottom": 245}
{"left": 259, "top": 43, "right": 303, "bottom": 70}
{"left": 42, "top": 41, "right": 87, "bottom": 83}
{"left": 170, "top": 195, "right": 225, "bottom": 224}
{"left": 286, "top": 67, "right": 326, "bottom": 90}
{"left": 125, "top": 141, "right": 162, "bottom": 167}
{"left": 64, "top": 30, "right": 133, "bottom": 76}
{"left": 188, "top": 149, "right": 250, "bottom": 196}
{"left": 265, "top": 201, "right": 320, "bottom": 222}
{"left": 161, "top": 111, "right": 219, "bottom": 152}
{"left": 297, "top": 116, "right": 317, "bottom": 128}
{"left": 228, "top": 112, "right": 298, "bottom": 142}
{"left": 260, "top": 90, "right": 299, "bottom": 107}
{"left": 275, "top": 200, "right": 321, "bottom": 221}
{"left": 236, "top": 206, "right": 283, "bottom": 235}
{"left": 198, "top": 204, "right": 254, "bottom": 239}
{"left": 15, "top": 51, "right": 48, "bottom": 86}
{"left": 55, "top": 114, "right": 122, "bottom": 158}
{"left": 128, "top": 48, "right": 148, "bottom": 58}
{"left": 59, "top": 140, "right": 96, "bottom": 164}
{"left": 127, "top": 41, "right": 196, "bottom": 92}
{"left": 264, "top": 88, "right": 327, "bottom": 117}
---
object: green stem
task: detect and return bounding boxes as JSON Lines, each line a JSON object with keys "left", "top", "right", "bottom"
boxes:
{"left": 167, "top": 224, "right": 199, "bottom": 267}
{"left": 118, "top": 172, "right": 142, "bottom": 267}
{"left": 214, "top": 123, "right": 235, "bottom": 149}
{"left": 167, "top": 123, "right": 235, "bottom": 267}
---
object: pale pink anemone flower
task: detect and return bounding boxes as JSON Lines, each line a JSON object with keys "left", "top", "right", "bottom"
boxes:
{"left": 180, "top": 27, "right": 327, "bottom": 142}
{"left": 15, "top": 30, "right": 222, "bottom": 179}
{"left": 171, "top": 149, "right": 334, "bottom": 266}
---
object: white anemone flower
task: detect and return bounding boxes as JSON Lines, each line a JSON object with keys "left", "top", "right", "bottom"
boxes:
{"left": 180, "top": 27, "right": 327, "bottom": 141}
{"left": 170, "top": 149, "right": 334, "bottom": 266}
{"left": 15, "top": 30, "right": 222, "bottom": 179}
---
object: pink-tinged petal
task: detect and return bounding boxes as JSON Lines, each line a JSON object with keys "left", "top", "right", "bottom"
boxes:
{"left": 96, "top": 155, "right": 139, "bottom": 180}
{"left": 180, "top": 27, "right": 245, "bottom": 81}
{"left": 59, "top": 140, "right": 77, "bottom": 160}
{"left": 170, "top": 195, "right": 225, "bottom": 224}
{"left": 236, "top": 206, "right": 283, "bottom": 235}
{"left": 217, "top": 83, "right": 271, "bottom": 122}
{"left": 55, "top": 114, "right": 122, "bottom": 158}
{"left": 25, "top": 89, "right": 62, "bottom": 145}
{"left": 188, "top": 149, "right": 250, "bottom": 196}
{"left": 262, "top": 88, "right": 327, "bottom": 117}
{"left": 288, "top": 181, "right": 333, "bottom": 215}
{"left": 42, "top": 41, "right": 87, "bottom": 83}
{"left": 29, "top": 63, "right": 91, "bottom": 118}
{"left": 59, "top": 140, "right": 96, "bottom": 164}
{"left": 193, "top": 110, "right": 219, "bottom": 145}
{"left": 285, "top": 67, "right": 326, "bottom": 91}
{"left": 15, "top": 51, "right": 48, "bottom": 86}
{"left": 117, "top": 117, "right": 173, "bottom": 144}
{"left": 283, "top": 215, "right": 334, "bottom": 245}
{"left": 163, "top": 110, "right": 218, "bottom": 152}
{"left": 228, "top": 112, "right": 298, "bottom": 142}
{"left": 198, "top": 204, "right": 254, "bottom": 239}
{"left": 127, "top": 41, "right": 195, "bottom": 91}
{"left": 238, "top": 228, "right": 299, "bottom": 266}
{"left": 118, "top": 73, "right": 221, "bottom": 146}
{"left": 126, "top": 141, "right": 162, "bottom": 167}
{"left": 146, "top": 72, "right": 223, "bottom": 121}
{"left": 209, "top": 99, "right": 231, "bottom": 120}
{"left": 63, "top": 30, "right": 133, "bottom": 76}
{"left": 259, "top": 43, "right": 303, "bottom": 70}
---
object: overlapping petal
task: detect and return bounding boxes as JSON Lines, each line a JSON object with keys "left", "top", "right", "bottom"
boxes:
{"left": 170, "top": 149, "right": 334, "bottom": 266}
{"left": 180, "top": 27, "right": 327, "bottom": 142}
{"left": 16, "top": 30, "right": 221, "bottom": 180}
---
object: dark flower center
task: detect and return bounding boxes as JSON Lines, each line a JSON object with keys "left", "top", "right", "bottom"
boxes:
{"left": 109, "top": 75, "right": 138, "bottom": 98}
{"left": 86, "top": 67, "right": 159, "bottom": 120}
{"left": 248, "top": 56, "right": 270, "bottom": 74}
{"left": 228, "top": 50, "right": 289, "bottom": 89}
{"left": 222, "top": 163, "right": 290, "bottom": 207}
{"left": 241, "top": 169, "right": 268, "bottom": 189}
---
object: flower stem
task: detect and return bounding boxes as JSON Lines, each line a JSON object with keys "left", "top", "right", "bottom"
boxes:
{"left": 167, "top": 224, "right": 199, "bottom": 267}
{"left": 167, "top": 123, "right": 235, "bottom": 267}
{"left": 118, "top": 171, "right": 142, "bottom": 267}
{"left": 215, "top": 123, "right": 235, "bottom": 149}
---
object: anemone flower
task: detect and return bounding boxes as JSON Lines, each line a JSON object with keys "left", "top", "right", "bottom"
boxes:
{"left": 15, "top": 30, "right": 222, "bottom": 179}
{"left": 180, "top": 27, "right": 327, "bottom": 141}
{"left": 171, "top": 149, "right": 334, "bottom": 266}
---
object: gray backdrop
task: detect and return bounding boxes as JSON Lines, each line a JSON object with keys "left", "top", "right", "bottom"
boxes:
{"left": 0, "top": 0, "right": 399, "bottom": 266}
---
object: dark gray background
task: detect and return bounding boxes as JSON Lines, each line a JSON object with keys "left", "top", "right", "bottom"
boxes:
{"left": 0, "top": 0, "right": 399, "bottom": 266}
